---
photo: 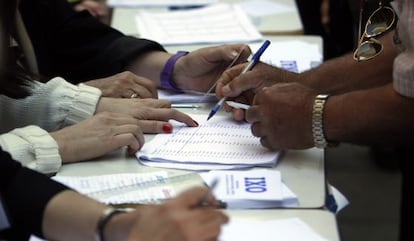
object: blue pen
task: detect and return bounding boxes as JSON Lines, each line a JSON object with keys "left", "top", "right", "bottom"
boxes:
{"left": 207, "top": 40, "right": 271, "bottom": 121}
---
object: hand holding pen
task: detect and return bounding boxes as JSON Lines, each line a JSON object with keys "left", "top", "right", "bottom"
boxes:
{"left": 207, "top": 40, "right": 271, "bottom": 121}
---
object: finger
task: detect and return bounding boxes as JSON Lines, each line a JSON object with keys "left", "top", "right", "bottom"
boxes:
{"left": 245, "top": 106, "right": 261, "bottom": 123}
{"left": 168, "top": 186, "right": 210, "bottom": 209}
{"left": 250, "top": 122, "right": 263, "bottom": 138}
{"left": 216, "top": 64, "right": 247, "bottom": 98}
{"left": 111, "top": 126, "right": 145, "bottom": 153}
{"left": 112, "top": 124, "right": 145, "bottom": 146}
{"left": 134, "top": 98, "right": 171, "bottom": 108}
{"left": 260, "top": 136, "right": 273, "bottom": 150}
{"left": 136, "top": 108, "right": 198, "bottom": 128}
{"left": 122, "top": 89, "right": 139, "bottom": 99}
{"left": 131, "top": 78, "right": 158, "bottom": 98}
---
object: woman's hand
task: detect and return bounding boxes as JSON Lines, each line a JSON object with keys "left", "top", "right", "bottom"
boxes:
{"left": 96, "top": 98, "right": 198, "bottom": 133}
{"left": 172, "top": 44, "right": 252, "bottom": 92}
{"left": 50, "top": 112, "right": 144, "bottom": 163}
{"left": 84, "top": 71, "right": 158, "bottom": 99}
{"left": 124, "top": 186, "right": 228, "bottom": 241}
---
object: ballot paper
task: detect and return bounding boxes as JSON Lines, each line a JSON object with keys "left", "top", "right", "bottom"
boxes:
{"left": 201, "top": 169, "right": 298, "bottom": 209}
{"left": 136, "top": 114, "right": 280, "bottom": 170}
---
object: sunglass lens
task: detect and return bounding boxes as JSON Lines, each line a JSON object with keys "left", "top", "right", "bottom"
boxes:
{"left": 365, "top": 7, "right": 395, "bottom": 37}
{"left": 355, "top": 40, "right": 383, "bottom": 61}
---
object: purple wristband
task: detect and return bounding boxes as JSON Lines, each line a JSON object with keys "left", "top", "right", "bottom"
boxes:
{"left": 160, "top": 51, "right": 188, "bottom": 92}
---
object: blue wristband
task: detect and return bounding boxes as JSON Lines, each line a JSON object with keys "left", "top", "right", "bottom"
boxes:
{"left": 160, "top": 51, "right": 188, "bottom": 92}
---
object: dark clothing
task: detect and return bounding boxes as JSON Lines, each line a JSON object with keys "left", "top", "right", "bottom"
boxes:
{"left": 0, "top": 149, "right": 68, "bottom": 240}
{"left": 19, "top": 0, "right": 165, "bottom": 83}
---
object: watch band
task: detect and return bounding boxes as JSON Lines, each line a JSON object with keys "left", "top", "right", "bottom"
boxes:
{"left": 312, "top": 94, "right": 330, "bottom": 149}
{"left": 95, "top": 208, "right": 127, "bottom": 241}
{"left": 160, "top": 51, "right": 188, "bottom": 92}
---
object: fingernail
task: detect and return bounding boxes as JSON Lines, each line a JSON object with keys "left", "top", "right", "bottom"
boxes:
{"left": 193, "top": 120, "right": 199, "bottom": 127}
{"left": 230, "top": 50, "right": 239, "bottom": 57}
{"left": 162, "top": 123, "right": 172, "bottom": 133}
{"left": 222, "top": 85, "right": 231, "bottom": 94}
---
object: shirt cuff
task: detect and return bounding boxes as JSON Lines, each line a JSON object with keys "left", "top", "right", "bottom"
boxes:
{"left": 0, "top": 126, "right": 61, "bottom": 174}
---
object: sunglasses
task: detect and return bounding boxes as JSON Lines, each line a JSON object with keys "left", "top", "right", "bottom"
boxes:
{"left": 353, "top": 0, "right": 397, "bottom": 62}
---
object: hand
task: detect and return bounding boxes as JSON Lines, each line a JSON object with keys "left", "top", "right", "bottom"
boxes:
{"left": 172, "top": 44, "right": 251, "bottom": 92}
{"left": 96, "top": 98, "right": 198, "bottom": 133}
{"left": 245, "top": 83, "right": 316, "bottom": 150}
{"left": 216, "top": 62, "right": 300, "bottom": 121}
{"left": 126, "top": 186, "right": 228, "bottom": 241}
{"left": 50, "top": 112, "right": 144, "bottom": 163}
{"left": 73, "top": 0, "right": 109, "bottom": 21}
{"left": 84, "top": 71, "right": 158, "bottom": 99}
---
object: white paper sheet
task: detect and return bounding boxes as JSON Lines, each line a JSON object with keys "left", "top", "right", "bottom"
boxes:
{"left": 136, "top": 4, "right": 263, "bottom": 45}
{"left": 220, "top": 218, "right": 330, "bottom": 241}
{"left": 137, "top": 114, "right": 279, "bottom": 170}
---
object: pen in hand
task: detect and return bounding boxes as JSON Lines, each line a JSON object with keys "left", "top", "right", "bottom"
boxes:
{"left": 207, "top": 40, "right": 271, "bottom": 121}
{"left": 197, "top": 178, "right": 226, "bottom": 208}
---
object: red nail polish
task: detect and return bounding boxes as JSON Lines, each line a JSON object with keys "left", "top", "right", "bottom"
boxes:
{"left": 162, "top": 124, "right": 172, "bottom": 133}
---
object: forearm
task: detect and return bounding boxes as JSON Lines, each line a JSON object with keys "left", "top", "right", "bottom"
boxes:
{"left": 42, "top": 190, "right": 102, "bottom": 240}
{"left": 324, "top": 83, "right": 414, "bottom": 146}
{"left": 299, "top": 32, "right": 397, "bottom": 94}
{"left": 126, "top": 51, "right": 172, "bottom": 86}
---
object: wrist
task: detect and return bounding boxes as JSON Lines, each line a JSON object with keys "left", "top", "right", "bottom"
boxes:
{"left": 96, "top": 208, "right": 131, "bottom": 241}
{"left": 160, "top": 51, "right": 188, "bottom": 92}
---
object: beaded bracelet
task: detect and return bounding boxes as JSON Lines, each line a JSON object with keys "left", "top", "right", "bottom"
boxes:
{"left": 160, "top": 51, "right": 188, "bottom": 92}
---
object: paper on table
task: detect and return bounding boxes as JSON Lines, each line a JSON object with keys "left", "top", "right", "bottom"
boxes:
{"left": 108, "top": 0, "right": 217, "bottom": 8}
{"left": 52, "top": 172, "right": 201, "bottom": 205}
{"left": 137, "top": 114, "right": 279, "bottom": 170}
{"left": 219, "top": 218, "right": 330, "bottom": 241}
{"left": 250, "top": 40, "right": 323, "bottom": 73}
{"left": 237, "top": 0, "right": 295, "bottom": 18}
{"left": 201, "top": 170, "right": 298, "bottom": 209}
{"left": 135, "top": 3, "right": 263, "bottom": 45}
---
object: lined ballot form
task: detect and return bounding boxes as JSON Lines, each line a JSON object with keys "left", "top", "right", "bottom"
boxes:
{"left": 135, "top": 4, "right": 263, "bottom": 45}
{"left": 137, "top": 114, "right": 280, "bottom": 170}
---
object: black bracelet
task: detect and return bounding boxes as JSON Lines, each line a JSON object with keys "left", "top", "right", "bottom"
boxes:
{"left": 95, "top": 208, "right": 127, "bottom": 241}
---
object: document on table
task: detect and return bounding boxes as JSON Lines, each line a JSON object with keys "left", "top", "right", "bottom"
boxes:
{"left": 219, "top": 218, "right": 329, "bottom": 241}
{"left": 201, "top": 170, "right": 299, "bottom": 209}
{"left": 52, "top": 172, "right": 203, "bottom": 205}
{"left": 135, "top": 3, "right": 263, "bottom": 45}
{"left": 108, "top": 0, "right": 217, "bottom": 8}
{"left": 250, "top": 40, "right": 323, "bottom": 73}
{"left": 136, "top": 114, "right": 280, "bottom": 170}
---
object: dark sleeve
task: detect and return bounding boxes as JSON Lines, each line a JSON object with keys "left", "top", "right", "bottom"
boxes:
{"left": 0, "top": 149, "right": 68, "bottom": 240}
{"left": 19, "top": 0, "right": 166, "bottom": 83}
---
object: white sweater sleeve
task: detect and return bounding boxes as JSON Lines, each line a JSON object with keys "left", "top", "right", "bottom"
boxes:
{"left": 0, "top": 126, "right": 61, "bottom": 174}
{"left": 0, "top": 77, "right": 101, "bottom": 133}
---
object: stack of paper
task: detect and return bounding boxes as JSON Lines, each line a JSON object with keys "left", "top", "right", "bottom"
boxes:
{"left": 136, "top": 4, "right": 263, "bottom": 45}
{"left": 201, "top": 170, "right": 298, "bottom": 209}
{"left": 52, "top": 172, "right": 201, "bottom": 205}
{"left": 136, "top": 114, "right": 280, "bottom": 170}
